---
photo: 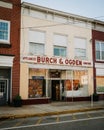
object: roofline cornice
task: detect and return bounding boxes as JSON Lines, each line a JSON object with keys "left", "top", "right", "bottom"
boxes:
{"left": 21, "top": 2, "right": 104, "bottom": 25}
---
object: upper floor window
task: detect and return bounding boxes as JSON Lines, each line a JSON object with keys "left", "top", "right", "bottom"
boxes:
{"left": 29, "top": 42, "right": 44, "bottom": 55}
{"left": 29, "top": 30, "right": 45, "bottom": 55}
{"left": 96, "top": 41, "right": 104, "bottom": 61}
{"left": 74, "top": 37, "right": 87, "bottom": 59}
{"left": 53, "top": 34, "right": 67, "bottom": 57}
{"left": 0, "top": 20, "right": 10, "bottom": 43}
{"left": 54, "top": 46, "right": 66, "bottom": 57}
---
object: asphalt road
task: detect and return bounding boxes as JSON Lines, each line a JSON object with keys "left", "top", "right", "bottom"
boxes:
{"left": 0, "top": 110, "right": 104, "bottom": 130}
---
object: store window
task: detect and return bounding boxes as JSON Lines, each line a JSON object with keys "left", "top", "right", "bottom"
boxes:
{"left": 28, "top": 69, "right": 46, "bottom": 98}
{"left": 53, "top": 34, "right": 67, "bottom": 57}
{"left": 73, "top": 70, "right": 88, "bottom": 90}
{"left": 0, "top": 20, "right": 10, "bottom": 43}
{"left": 65, "top": 70, "right": 88, "bottom": 97}
{"left": 96, "top": 76, "right": 104, "bottom": 93}
{"left": 65, "top": 80, "right": 72, "bottom": 90}
{"left": 95, "top": 41, "right": 104, "bottom": 61}
{"left": 74, "top": 37, "right": 87, "bottom": 59}
{"left": 29, "top": 79, "right": 45, "bottom": 98}
{"left": 96, "top": 69, "right": 104, "bottom": 93}
{"left": 29, "top": 30, "right": 45, "bottom": 55}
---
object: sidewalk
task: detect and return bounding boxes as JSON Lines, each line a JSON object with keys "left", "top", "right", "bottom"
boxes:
{"left": 0, "top": 101, "right": 104, "bottom": 119}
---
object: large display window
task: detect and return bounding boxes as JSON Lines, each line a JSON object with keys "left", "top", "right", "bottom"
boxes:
{"left": 96, "top": 69, "right": 104, "bottom": 93}
{"left": 28, "top": 68, "right": 46, "bottom": 98}
{"left": 65, "top": 70, "right": 89, "bottom": 97}
{"left": 29, "top": 79, "right": 45, "bottom": 98}
{"left": 28, "top": 68, "right": 89, "bottom": 98}
{"left": 96, "top": 76, "right": 104, "bottom": 93}
{"left": 73, "top": 70, "right": 88, "bottom": 89}
{"left": 65, "top": 70, "right": 88, "bottom": 90}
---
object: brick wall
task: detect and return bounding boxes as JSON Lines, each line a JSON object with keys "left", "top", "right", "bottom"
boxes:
{"left": 0, "top": 0, "right": 21, "bottom": 98}
{"left": 92, "top": 30, "right": 104, "bottom": 63}
{"left": 92, "top": 30, "right": 104, "bottom": 93}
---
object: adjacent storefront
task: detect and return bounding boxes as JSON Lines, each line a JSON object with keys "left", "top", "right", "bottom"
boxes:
{"left": 0, "top": 55, "right": 14, "bottom": 105}
{"left": 95, "top": 64, "right": 104, "bottom": 94}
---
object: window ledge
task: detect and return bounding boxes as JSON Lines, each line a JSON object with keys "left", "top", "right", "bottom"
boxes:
{"left": 96, "top": 60, "right": 104, "bottom": 63}
{"left": 0, "top": 43, "right": 11, "bottom": 48}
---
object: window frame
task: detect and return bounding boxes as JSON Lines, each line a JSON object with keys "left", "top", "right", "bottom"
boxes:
{"left": 54, "top": 45, "right": 67, "bottom": 57}
{"left": 75, "top": 48, "right": 86, "bottom": 59}
{"left": 53, "top": 33, "right": 67, "bottom": 57}
{"left": 0, "top": 20, "right": 10, "bottom": 44}
{"left": 29, "top": 30, "right": 45, "bottom": 55}
{"left": 74, "top": 37, "right": 87, "bottom": 59}
{"left": 95, "top": 40, "right": 104, "bottom": 61}
{"left": 29, "top": 42, "right": 45, "bottom": 55}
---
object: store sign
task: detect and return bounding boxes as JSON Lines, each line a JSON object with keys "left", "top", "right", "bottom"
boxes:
{"left": 22, "top": 56, "right": 92, "bottom": 67}
{"left": 32, "top": 76, "right": 44, "bottom": 79}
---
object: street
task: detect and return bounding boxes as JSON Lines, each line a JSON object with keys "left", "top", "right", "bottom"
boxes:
{"left": 0, "top": 110, "right": 104, "bottom": 130}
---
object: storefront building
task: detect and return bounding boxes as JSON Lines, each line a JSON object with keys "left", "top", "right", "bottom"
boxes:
{"left": 21, "top": 2, "right": 94, "bottom": 104}
{"left": 21, "top": 56, "right": 93, "bottom": 104}
{"left": 92, "top": 29, "right": 104, "bottom": 100}
{"left": 0, "top": 0, "right": 21, "bottom": 105}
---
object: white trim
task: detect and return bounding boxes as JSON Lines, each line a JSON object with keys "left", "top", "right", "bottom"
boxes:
{"left": 28, "top": 63, "right": 89, "bottom": 71}
{"left": 0, "top": 55, "right": 14, "bottom": 67}
{"left": 0, "top": 1, "right": 13, "bottom": 9}
{"left": 95, "top": 63, "right": 104, "bottom": 68}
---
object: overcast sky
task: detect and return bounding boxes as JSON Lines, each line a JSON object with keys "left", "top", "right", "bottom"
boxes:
{"left": 21, "top": 0, "right": 104, "bottom": 21}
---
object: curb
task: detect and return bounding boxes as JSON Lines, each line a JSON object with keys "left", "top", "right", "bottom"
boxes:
{"left": 0, "top": 107, "right": 104, "bottom": 120}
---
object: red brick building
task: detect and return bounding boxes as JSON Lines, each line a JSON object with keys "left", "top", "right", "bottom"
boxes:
{"left": 0, "top": 0, "right": 21, "bottom": 105}
{"left": 92, "top": 28, "right": 104, "bottom": 100}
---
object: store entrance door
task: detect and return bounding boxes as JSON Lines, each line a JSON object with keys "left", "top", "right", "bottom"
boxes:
{"left": 51, "top": 80, "right": 60, "bottom": 101}
{"left": 0, "top": 79, "right": 8, "bottom": 105}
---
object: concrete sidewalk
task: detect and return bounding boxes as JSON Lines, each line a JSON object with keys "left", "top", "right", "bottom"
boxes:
{"left": 0, "top": 101, "right": 104, "bottom": 119}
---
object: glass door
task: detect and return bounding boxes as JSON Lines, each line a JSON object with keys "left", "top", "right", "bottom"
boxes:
{"left": 0, "top": 79, "right": 7, "bottom": 105}
{"left": 51, "top": 80, "right": 60, "bottom": 101}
